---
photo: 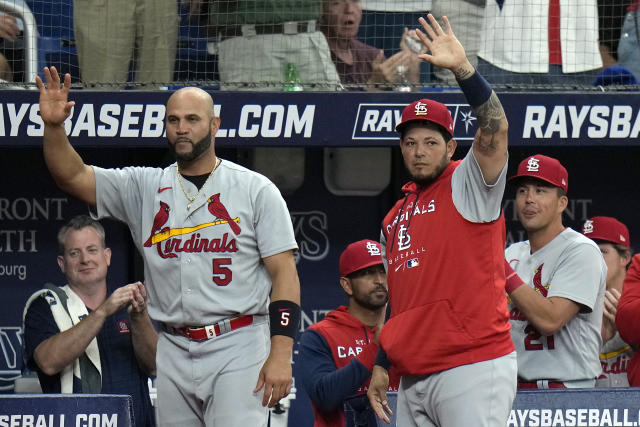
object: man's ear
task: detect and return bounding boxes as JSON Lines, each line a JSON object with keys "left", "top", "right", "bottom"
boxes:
{"left": 446, "top": 138, "right": 457, "bottom": 160}
{"left": 339, "top": 277, "right": 353, "bottom": 297}
{"left": 57, "top": 255, "right": 65, "bottom": 274}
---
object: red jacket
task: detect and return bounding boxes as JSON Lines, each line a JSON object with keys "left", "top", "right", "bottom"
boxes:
{"left": 380, "top": 160, "right": 514, "bottom": 376}
{"left": 617, "top": 254, "right": 640, "bottom": 386}
{"left": 307, "top": 306, "right": 400, "bottom": 427}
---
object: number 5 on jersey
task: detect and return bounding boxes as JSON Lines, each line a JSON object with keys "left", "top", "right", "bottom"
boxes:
{"left": 212, "top": 258, "right": 232, "bottom": 286}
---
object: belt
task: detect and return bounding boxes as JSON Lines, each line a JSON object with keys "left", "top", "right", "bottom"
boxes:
{"left": 219, "top": 20, "right": 317, "bottom": 39}
{"left": 517, "top": 379, "right": 566, "bottom": 389}
{"left": 163, "top": 315, "right": 254, "bottom": 341}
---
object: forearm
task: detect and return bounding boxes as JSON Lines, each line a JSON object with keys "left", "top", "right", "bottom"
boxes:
{"left": 509, "top": 286, "right": 578, "bottom": 336}
{"left": 129, "top": 311, "right": 158, "bottom": 376}
{"left": 33, "top": 309, "right": 107, "bottom": 375}
{"left": 309, "top": 360, "right": 372, "bottom": 412}
{"left": 299, "top": 332, "right": 372, "bottom": 411}
{"left": 43, "top": 124, "right": 96, "bottom": 205}
{"left": 455, "top": 64, "right": 508, "bottom": 183}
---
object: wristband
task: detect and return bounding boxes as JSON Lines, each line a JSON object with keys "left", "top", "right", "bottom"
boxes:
{"left": 374, "top": 348, "right": 392, "bottom": 370}
{"left": 504, "top": 259, "right": 526, "bottom": 294}
{"left": 456, "top": 69, "right": 493, "bottom": 107}
{"left": 269, "top": 300, "right": 301, "bottom": 338}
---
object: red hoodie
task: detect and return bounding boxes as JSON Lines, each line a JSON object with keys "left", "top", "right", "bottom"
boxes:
{"left": 307, "top": 306, "right": 400, "bottom": 427}
{"left": 380, "top": 160, "right": 514, "bottom": 376}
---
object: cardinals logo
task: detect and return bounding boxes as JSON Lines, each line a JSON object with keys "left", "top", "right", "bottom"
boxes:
{"left": 145, "top": 201, "right": 171, "bottom": 247}
{"left": 207, "top": 193, "right": 241, "bottom": 235}
{"left": 144, "top": 197, "right": 241, "bottom": 258}
{"left": 532, "top": 264, "right": 549, "bottom": 297}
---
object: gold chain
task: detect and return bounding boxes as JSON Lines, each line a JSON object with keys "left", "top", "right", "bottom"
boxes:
{"left": 176, "top": 157, "right": 221, "bottom": 210}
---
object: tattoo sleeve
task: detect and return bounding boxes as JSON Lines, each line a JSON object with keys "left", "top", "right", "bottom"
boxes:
{"left": 472, "top": 91, "right": 506, "bottom": 152}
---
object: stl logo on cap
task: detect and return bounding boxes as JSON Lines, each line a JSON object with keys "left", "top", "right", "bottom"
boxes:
{"left": 414, "top": 101, "right": 428, "bottom": 116}
{"left": 583, "top": 219, "right": 594, "bottom": 234}
{"left": 366, "top": 241, "right": 381, "bottom": 256}
{"left": 526, "top": 157, "right": 540, "bottom": 172}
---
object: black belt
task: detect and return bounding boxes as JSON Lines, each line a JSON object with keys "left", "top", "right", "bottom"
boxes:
{"left": 219, "top": 20, "right": 316, "bottom": 40}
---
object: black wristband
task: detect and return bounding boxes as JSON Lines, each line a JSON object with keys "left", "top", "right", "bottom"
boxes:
{"left": 269, "top": 300, "right": 301, "bottom": 338}
{"left": 456, "top": 69, "right": 493, "bottom": 108}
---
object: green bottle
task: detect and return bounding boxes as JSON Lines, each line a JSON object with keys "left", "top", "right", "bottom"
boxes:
{"left": 284, "top": 63, "right": 303, "bottom": 91}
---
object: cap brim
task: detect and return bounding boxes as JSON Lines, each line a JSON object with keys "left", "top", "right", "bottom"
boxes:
{"left": 395, "top": 118, "right": 453, "bottom": 137}
{"left": 342, "top": 260, "right": 385, "bottom": 277}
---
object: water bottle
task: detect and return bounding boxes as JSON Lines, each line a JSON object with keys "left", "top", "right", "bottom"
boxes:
{"left": 395, "top": 65, "right": 412, "bottom": 92}
{"left": 284, "top": 63, "right": 303, "bottom": 91}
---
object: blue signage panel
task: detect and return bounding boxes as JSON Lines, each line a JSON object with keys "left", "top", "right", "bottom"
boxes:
{"left": 511, "top": 389, "right": 640, "bottom": 427}
{"left": 1, "top": 90, "right": 638, "bottom": 147}
{"left": 0, "top": 394, "right": 133, "bottom": 426}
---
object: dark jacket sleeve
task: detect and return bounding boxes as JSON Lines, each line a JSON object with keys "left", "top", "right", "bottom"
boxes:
{"left": 298, "top": 329, "right": 374, "bottom": 412}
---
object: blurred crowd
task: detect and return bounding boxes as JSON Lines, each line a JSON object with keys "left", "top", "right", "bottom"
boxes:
{"left": 0, "top": 1, "right": 638, "bottom": 88}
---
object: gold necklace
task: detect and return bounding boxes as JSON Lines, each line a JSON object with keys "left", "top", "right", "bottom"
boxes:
{"left": 176, "top": 157, "right": 221, "bottom": 210}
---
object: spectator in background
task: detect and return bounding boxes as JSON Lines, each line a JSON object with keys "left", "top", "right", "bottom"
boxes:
{"left": 320, "top": 0, "right": 423, "bottom": 87}
{"left": 0, "top": 12, "right": 20, "bottom": 81}
{"left": 597, "top": 0, "right": 633, "bottom": 68}
{"left": 617, "top": 253, "right": 640, "bottom": 387}
{"left": 190, "top": 0, "right": 340, "bottom": 90}
{"left": 618, "top": 0, "right": 640, "bottom": 81}
{"left": 74, "top": 0, "right": 177, "bottom": 85}
{"left": 478, "top": 1, "right": 602, "bottom": 86}
{"left": 357, "top": 1, "right": 431, "bottom": 83}
{"left": 23, "top": 215, "right": 157, "bottom": 426}
{"left": 430, "top": 0, "right": 485, "bottom": 85}
{"left": 505, "top": 155, "right": 606, "bottom": 389}
{"left": 581, "top": 216, "right": 634, "bottom": 387}
{"left": 299, "top": 240, "right": 400, "bottom": 427}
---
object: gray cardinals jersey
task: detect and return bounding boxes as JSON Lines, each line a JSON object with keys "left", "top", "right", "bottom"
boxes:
{"left": 505, "top": 228, "right": 606, "bottom": 387}
{"left": 93, "top": 159, "right": 298, "bottom": 325}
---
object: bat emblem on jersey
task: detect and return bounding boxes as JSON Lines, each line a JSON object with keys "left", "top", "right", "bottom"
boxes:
{"left": 144, "top": 201, "right": 241, "bottom": 259}
{"left": 207, "top": 193, "right": 241, "bottom": 235}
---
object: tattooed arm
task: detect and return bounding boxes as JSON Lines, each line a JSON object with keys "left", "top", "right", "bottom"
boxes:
{"left": 416, "top": 14, "right": 508, "bottom": 184}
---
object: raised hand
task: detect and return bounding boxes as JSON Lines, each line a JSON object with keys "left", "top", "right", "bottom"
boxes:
{"left": 0, "top": 14, "right": 20, "bottom": 41}
{"left": 415, "top": 14, "right": 468, "bottom": 72}
{"left": 35, "top": 66, "right": 75, "bottom": 127}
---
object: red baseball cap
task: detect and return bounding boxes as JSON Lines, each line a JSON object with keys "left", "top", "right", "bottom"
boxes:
{"left": 509, "top": 154, "right": 568, "bottom": 193}
{"left": 396, "top": 99, "right": 454, "bottom": 137}
{"left": 582, "top": 216, "right": 630, "bottom": 248}
{"left": 339, "top": 239, "right": 383, "bottom": 277}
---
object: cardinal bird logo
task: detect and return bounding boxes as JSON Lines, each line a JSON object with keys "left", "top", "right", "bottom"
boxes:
{"left": 144, "top": 201, "right": 171, "bottom": 247}
{"left": 532, "top": 264, "right": 548, "bottom": 297}
{"left": 207, "top": 194, "right": 241, "bottom": 235}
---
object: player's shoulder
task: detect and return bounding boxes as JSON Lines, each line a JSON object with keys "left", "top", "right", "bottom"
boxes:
{"left": 558, "top": 227, "right": 600, "bottom": 251}
{"left": 552, "top": 228, "right": 603, "bottom": 263}
{"left": 218, "top": 158, "right": 274, "bottom": 187}
{"left": 505, "top": 240, "right": 530, "bottom": 258}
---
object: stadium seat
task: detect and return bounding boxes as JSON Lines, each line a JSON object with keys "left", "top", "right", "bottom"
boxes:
{"left": 25, "top": 0, "right": 79, "bottom": 81}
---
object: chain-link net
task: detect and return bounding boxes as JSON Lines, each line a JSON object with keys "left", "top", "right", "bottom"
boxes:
{"left": 0, "top": 0, "right": 638, "bottom": 91}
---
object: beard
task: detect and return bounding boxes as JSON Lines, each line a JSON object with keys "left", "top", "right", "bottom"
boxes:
{"left": 353, "top": 285, "right": 389, "bottom": 311}
{"left": 168, "top": 130, "right": 212, "bottom": 162}
{"left": 407, "top": 157, "right": 449, "bottom": 187}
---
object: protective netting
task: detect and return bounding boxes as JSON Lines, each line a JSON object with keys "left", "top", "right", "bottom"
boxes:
{"left": 0, "top": 0, "right": 637, "bottom": 91}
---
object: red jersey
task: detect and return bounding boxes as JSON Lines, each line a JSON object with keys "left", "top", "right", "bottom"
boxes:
{"left": 617, "top": 254, "right": 640, "bottom": 386}
{"left": 380, "top": 160, "right": 514, "bottom": 376}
